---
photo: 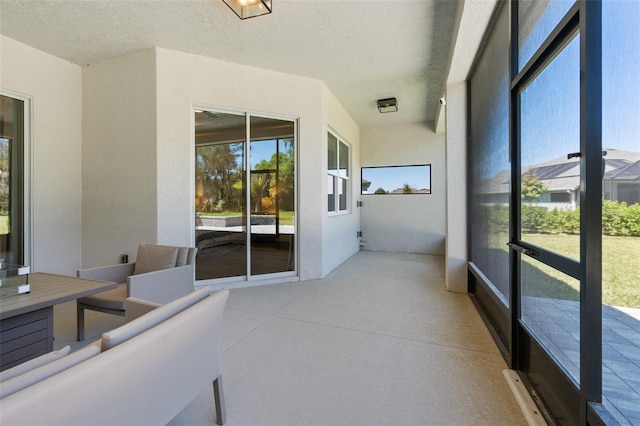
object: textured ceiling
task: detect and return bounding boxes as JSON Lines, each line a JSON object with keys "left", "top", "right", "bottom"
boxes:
{"left": 0, "top": 0, "right": 458, "bottom": 128}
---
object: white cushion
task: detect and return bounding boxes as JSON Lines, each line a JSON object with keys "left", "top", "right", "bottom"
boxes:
{"left": 78, "top": 282, "right": 127, "bottom": 310}
{"left": 176, "top": 247, "right": 190, "bottom": 267}
{"left": 100, "top": 287, "right": 210, "bottom": 352}
{"left": 0, "top": 345, "right": 99, "bottom": 399}
{"left": 133, "top": 245, "right": 179, "bottom": 275}
{"left": 0, "top": 346, "right": 70, "bottom": 383}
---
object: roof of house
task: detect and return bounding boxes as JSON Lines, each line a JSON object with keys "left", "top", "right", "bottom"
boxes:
{"left": 609, "top": 160, "right": 640, "bottom": 181}
{"left": 476, "top": 149, "right": 640, "bottom": 194}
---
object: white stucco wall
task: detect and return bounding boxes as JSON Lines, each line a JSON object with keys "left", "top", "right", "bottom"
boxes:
{"left": 359, "top": 123, "right": 446, "bottom": 254}
{"left": 321, "top": 85, "right": 361, "bottom": 275}
{"left": 444, "top": 81, "right": 468, "bottom": 293}
{"left": 81, "top": 49, "right": 158, "bottom": 267}
{"left": 8, "top": 41, "right": 359, "bottom": 280}
{"left": 0, "top": 35, "right": 82, "bottom": 274}
{"left": 77, "top": 47, "right": 361, "bottom": 281}
{"left": 155, "top": 48, "right": 352, "bottom": 281}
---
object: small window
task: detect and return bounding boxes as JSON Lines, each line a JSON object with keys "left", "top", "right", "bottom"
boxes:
{"left": 550, "top": 192, "right": 571, "bottom": 203}
{"left": 361, "top": 165, "right": 431, "bottom": 195}
{"left": 328, "top": 131, "right": 350, "bottom": 213}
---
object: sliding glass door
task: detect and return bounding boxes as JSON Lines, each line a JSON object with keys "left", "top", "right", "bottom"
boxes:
{"left": 249, "top": 116, "right": 296, "bottom": 275}
{"left": 194, "top": 110, "right": 296, "bottom": 282}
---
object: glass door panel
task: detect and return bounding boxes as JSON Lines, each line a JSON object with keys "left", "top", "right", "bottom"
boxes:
{"left": 517, "top": 32, "right": 582, "bottom": 395}
{"left": 0, "top": 95, "right": 25, "bottom": 265}
{"left": 521, "top": 256, "right": 580, "bottom": 382}
{"left": 519, "top": 35, "right": 581, "bottom": 261}
{"left": 194, "top": 111, "right": 247, "bottom": 280}
{"left": 601, "top": 1, "right": 640, "bottom": 422}
{"left": 249, "top": 117, "right": 295, "bottom": 276}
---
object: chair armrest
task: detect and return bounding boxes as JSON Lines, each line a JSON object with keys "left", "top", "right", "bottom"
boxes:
{"left": 77, "top": 263, "right": 135, "bottom": 283}
{"left": 127, "top": 265, "right": 195, "bottom": 304}
{"left": 124, "top": 297, "right": 162, "bottom": 323}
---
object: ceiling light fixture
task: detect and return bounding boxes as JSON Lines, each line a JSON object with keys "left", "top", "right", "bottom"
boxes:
{"left": 222, "top": 0, "right": 272, "bottom": 20}
{"left": 377, "top": 98, "right": 398, "bottom": 113}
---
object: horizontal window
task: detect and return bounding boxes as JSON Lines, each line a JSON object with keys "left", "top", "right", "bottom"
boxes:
{"left": 361, "top": 165, "right": 431, "bottom": 195}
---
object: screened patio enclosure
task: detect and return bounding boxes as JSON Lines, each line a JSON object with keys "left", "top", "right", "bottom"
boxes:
{"left": 468, "top": 1, "right": 640, "bottom": 424}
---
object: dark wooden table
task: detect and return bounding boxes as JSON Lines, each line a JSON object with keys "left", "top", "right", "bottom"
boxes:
{"left": 0, "top": 273, "right": 116, "bottom": 370}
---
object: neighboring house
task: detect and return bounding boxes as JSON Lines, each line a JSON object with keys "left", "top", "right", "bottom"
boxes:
{"left": 476, "top": 148, "right": 640, "bottom": 209}
{"left": 522, "top": 159, "right": 580, "bottom": 210}
{"left": 604, "top": 156, "right": 640, "bottom": 205}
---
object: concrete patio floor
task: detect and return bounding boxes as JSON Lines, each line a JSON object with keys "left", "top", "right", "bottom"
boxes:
{"left": 53, "top": 251, "right": 526, "bottom": 425}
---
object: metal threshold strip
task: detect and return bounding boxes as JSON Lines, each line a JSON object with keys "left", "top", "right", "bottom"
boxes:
{"left": 503, "top": 369, "right": 548, "bottom": 426}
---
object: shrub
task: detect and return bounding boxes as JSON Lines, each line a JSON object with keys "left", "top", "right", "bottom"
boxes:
{"left": 626, "top": 203, "right": 640, "bottom": 237}
{"left": 488, "top": 203, "right": 509, "bottom": 232}
{"left": 603, "top": 200, "right": 640, "bottom": 237}
{"left": 522, "top": 205, "right": 548, "bottom": 233}
{"left": 544, "top": 208, "right": 580, "bottom": 234}
{"left": 603, "top": 200, "right": 625, "bottom": 235}
{"left": 480, "top": 201, "right": 638, "bottom": 236}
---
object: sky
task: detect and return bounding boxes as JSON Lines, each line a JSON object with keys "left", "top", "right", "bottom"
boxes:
{"left": 521, "top": 0, "right": 640, "bottom": 167}
{"left": 250, "top": 139, "right": 276, "bottom": 169}
{"left": 602, "top": 1, "right": 640, "bottom": 155}
{"left": 361, "top": 165, "right": 431, "bottom": 194}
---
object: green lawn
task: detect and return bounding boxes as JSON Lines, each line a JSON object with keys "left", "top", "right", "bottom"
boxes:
{"left": 0, "top": 215, "right": 7, "bottom": 235}
{"left": 524, "top": 233, "right": 639, "bottom": 308}
{"left": 198, "top": 211, "right": 295, "bottom": 225}
{"left": 198, "top": 211, "right": 243, "bottom": 217}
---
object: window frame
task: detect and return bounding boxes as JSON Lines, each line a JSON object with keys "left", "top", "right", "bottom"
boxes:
{"left": 327, "top": 130, "right": 351, "bottom": 215}
{"left": 360, "top": 164, "right": 432, "bottom": 195}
